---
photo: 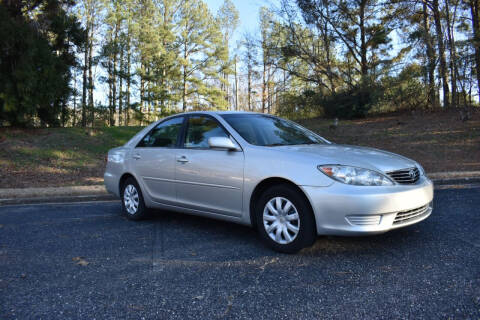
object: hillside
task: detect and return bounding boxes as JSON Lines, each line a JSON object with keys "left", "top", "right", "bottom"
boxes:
{"left": 1, "top": 109, "right": 478, "bottom": 188}
{"left": 0, "top": 126, "right": 141, "bottom": 188}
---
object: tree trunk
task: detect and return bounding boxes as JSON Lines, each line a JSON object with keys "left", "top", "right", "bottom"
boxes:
{"left": 470, "top": 0, "right": 480, "bottom": 100}
{"left": 159, "top": 64, "right": 166, "bottom": 113}
{"left": 422, "top": 1, "right": 437, "bottom": 108}
{"left": 267, "top": 65, "right": 271, "bottom": 114}
{"left": 322, "top": 6, "right": 335, "bottom": 93}
{"left": 111, "top": 21, "right": 119, "bottom": 127}
{"left": 88, "top": 30, "right": 94, "bottom": 127}
{"left": 183, "top": 40, "right": 188, "bottom": 112}
{"left": 118, "top": 45, "right": 123, "bottom": 125}
{"left": 359, "top": 0, "right": 368, "bottom": 79}
{"left": 234, "top": 55, "right": 238, "bottom": 111}
{"left": 358, "top": 0, "right": 369, "bottom": 108}
{"left": 262, "top": 59, "right": 267, "bottom": 113}
{"left": 223, "top": 37, "right": 229, "bottom": 105}
{"left": 432, "top": 0, "right": 450, "bottom": 108}
{"left": 73, "top": 73, "right": 77, "bottom": 127}
{"left": 61, "top": 100, "right": 66, "bottom": 127}
{"left": 81, "top": 33, "right": 88, "bottom": 128}
{"left": 126, "top": 42, "right": 131, "bottom": 126}
{"left": 445, "top": 0, "right": 458, "bottom": 107}
{"left": 160, "top": 3, "right": 169, "bottom": 112}
{"left": 140, "top": 60, "right": 145, "bottom": 126}
{"left": 183, "top": 65, "right": 187, "bottom": 112}
{"left": 247, "top": 67, "right": 252, "bottom": 111}
{"left": 146, "top": 66, "right": 151, "bottom": 121}
{"left": 108, "top": 55, "right": 113, "bottom": 127}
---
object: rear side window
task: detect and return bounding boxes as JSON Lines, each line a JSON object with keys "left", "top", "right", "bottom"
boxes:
{"left": 184, "top": 116, "right": 229, "bottom": 148}
{"left": 137, "top": 117, "right": 184, "bottom": 148}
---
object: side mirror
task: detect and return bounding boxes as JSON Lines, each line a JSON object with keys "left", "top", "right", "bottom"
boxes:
{"left": 208, "top": 136, "right": 239, "bottom": 151}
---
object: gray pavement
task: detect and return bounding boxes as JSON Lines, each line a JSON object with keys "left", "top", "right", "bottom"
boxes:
{"left": 0, "top": 187, "right": 479, "bottom": 319}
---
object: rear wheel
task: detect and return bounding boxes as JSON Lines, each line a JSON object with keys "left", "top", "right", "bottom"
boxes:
{"left": 255, "top": 184, "right": 316, "bottom": 253}
{"left": 121, "top": 177, "right": 149, "bottom": 220}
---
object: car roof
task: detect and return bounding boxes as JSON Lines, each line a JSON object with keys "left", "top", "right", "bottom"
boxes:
{"left": 179, "top": 111, "right": 266, "bottom": 116}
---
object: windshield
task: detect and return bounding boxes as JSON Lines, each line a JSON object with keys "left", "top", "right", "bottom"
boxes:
{"left": 221, "top": 114, "right": 329, "bottom": 146}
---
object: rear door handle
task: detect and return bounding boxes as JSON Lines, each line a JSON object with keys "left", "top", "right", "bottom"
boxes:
{"left": 177, "top": 156, "right": 189, "bottom": 163}
{"left": 133, "top": 153, "right": 141, "bottom": 160}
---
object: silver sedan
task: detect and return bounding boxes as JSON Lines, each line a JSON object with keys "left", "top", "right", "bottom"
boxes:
{"left": 104, "top": 111, "right": 434, "bottom": 253}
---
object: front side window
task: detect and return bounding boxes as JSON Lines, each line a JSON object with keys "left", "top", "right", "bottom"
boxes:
{"left": 137, "top": 117, "right": 184, "bottom": 148}
{"left": 221, "top": 114, "right": 328, "bottom": 146}
{"left": 184, "top": 116, "right": 229, "bottom": 148}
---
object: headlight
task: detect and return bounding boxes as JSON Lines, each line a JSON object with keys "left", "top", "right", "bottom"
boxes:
{"left": 318, "top": 165, "right": 394, "bottom": 186}
{"left": 108, "top": 153, "right": 123, "bottom": 163}
{"left": 417, "top": 163, "right": 426, "bottom": 176}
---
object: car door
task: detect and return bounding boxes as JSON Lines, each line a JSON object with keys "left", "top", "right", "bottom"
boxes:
{"left": 175, "top": 115, "right": 244, "bottom": 217}
{"left": 132, "top": 116, "right": 184, "bottom": 205}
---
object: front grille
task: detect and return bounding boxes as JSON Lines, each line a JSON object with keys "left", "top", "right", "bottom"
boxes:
{"left": 386, "top": 167, "right": 420, "bottom": 184}
{"left": 393, "top": 203, "right": 431, "bottom": 225}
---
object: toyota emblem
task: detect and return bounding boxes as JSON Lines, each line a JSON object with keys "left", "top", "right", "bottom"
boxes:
{"left": 408, "top": 169, "right": 415, "bottom": 179}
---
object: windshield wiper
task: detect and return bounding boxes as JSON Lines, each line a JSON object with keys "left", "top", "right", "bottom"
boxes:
{"left": 264, "top": 143, "right": 287, "bottom": 147}
{"left": 265, "top": 142, "right": 320, "bottom": 146}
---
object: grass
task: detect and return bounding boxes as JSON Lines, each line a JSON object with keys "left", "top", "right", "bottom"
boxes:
{"left": 0, "top": 108, "right": 478, "bottom": 188}
{"left": 0, "top": 126, "right": 142, "bottom": 188}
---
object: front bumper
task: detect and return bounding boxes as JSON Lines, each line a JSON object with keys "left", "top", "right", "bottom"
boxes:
{"left": 301, "top": 176, "right": 434, "bottom": 236}
{"left": 104, "top": 172, "right": 120, "bottom": 197}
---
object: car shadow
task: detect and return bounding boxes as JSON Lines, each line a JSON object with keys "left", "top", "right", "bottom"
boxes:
{"left": 135, "top": 208, "right": 429, "bottom": 264}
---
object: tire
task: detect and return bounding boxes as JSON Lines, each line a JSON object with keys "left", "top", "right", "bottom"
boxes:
{"left": 255, "top": 184, "right": 316, "bottom": 253}
{"left": 121, "top": 177, "right": 149, "bottom": 220}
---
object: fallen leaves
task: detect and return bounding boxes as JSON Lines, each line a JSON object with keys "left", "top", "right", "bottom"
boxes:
{"left": 222, "top": 295, "right": 234, "bottom": 317}
{"left": 129, "top": 304, "right": 145, "bottom": 311}
{"left": 259, "top": 257, "right": 279, "bottom": 271}
{"left": 72, "top": 257, "right": 89, "bottom": 266}
{"left": 335, "top": 271, "right": 354, "bottom": 275}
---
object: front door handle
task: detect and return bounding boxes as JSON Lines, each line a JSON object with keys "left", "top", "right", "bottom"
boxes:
{"left": 177, "top": 156, "right": 189, "bottom": 163}
{"left": 133, "top": 153, "right": 141, "bottom": 160}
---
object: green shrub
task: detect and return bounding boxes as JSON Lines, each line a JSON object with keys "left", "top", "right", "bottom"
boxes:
{"left": 321, "top": 84, "right": 383, "bottom": 119}
{"left": 278, "top": 83, "right": 383, "bottom": 120}
{"left": 276, "top": 90, "right": 323, "bottom": 120}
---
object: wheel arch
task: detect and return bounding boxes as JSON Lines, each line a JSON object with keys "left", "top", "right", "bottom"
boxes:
{"left": 119, "top": 172, "right": 137, "bottom": 195}
{"left": 249, "top": 177, "right": 317, "bottom": 233}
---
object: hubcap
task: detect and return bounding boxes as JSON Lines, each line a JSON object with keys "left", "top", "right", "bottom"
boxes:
{"left": 263, "top": 197, "right": 300, "bottom": 245}
{"left": 123, "top": 184, "right": 139, "bottom": 215}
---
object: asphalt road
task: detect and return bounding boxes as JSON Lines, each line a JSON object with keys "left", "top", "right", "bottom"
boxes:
{"left": 1, "top": 187, "right": 479, "bottom": 319}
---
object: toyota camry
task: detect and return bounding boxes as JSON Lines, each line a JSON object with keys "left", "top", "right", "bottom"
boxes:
{"left": 104, "top": 112, "right": 434, "bottom": 253}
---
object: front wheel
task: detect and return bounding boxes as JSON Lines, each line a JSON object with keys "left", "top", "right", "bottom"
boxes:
{"left": 121, "top": 177, "right": 149, "bottom": 220}
{"left": 255, "top": 184, "right": 316, "bottom": 253}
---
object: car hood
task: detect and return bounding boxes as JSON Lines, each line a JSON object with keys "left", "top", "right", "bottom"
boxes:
{"left": 272, "top": 144, "right": 418, "bottom": 173}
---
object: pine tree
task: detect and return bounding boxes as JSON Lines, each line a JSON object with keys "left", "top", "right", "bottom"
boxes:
{"left": 0, "top": 0, "right": 84, "bottom": 126}
{"left": 177, "top": 0, "right": 227, "bottom": 111}
{"left": 217, "top": 0, "right": 239, "bottom": 105}
{"left": 241, "top": 33, "right": 259, "bottom": 112}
